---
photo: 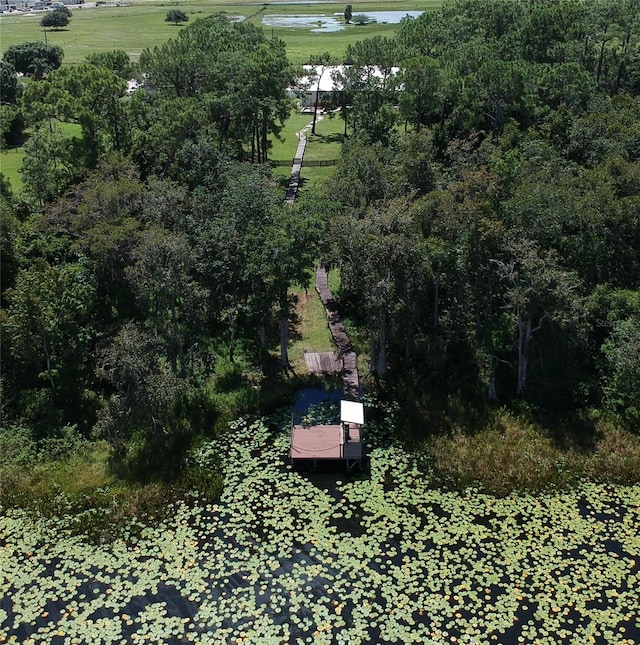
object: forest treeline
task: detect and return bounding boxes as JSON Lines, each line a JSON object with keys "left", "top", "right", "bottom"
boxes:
{"left": 324, "top": 0, "right": 640, "bottom": 432}
{"left": 1, "top": 1, "right": 639, "bottom": 488}
{"left": 1, "top": 15, "right": 322, "bottom": 479}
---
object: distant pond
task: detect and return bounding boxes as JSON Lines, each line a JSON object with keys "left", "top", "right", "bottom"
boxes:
{"left": 2, "top": 407, "right": 639, "bottom": 644}
{"left": 262, "top": 11, "right": 422, "bottom": 32}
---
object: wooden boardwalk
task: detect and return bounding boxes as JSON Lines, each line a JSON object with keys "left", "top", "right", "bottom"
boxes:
{"left": 304, "top": 351, "right": 342, "bottom": 374}
{"left": 315, "top": 266, "right": 360, "bottom": 401}
{"left": 284, "top": 135, "right": 306, "bottom": 203}
{"left": 284, "top": 114, "right": 325, "bottom": 204}
{"left": 285, "top": 118, "right": 364, "bottom": 471}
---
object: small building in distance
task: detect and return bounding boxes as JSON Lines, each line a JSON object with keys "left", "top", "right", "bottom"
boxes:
{"left": 293, "top": 65, "right": 401, "bottom": 110}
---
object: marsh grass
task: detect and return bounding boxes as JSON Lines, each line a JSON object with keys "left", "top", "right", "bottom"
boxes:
{"left": 430, "top": 410, "right": 640, "bottom": 495}
{"left": 0, "top": 442, "right": 224, "bottom": 543}
{"left": 0, "top": 422, "right": 223, "bottom": 542}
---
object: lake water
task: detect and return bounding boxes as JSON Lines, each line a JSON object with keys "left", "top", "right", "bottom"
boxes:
{"left": 262, "top": 10, "right": 423, "bottom": 32}
{"left": 2, "top": 411, "right": 639, "bottom": 644}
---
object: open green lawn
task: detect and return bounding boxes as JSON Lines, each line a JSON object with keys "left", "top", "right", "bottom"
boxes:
{"left": 304, "top": 112, "right": 345, "bottom": 161}
{"left": 299, "top": 163, "right": 336, "bottom": 191}
{"left": 269, "top": 110, "right": 341, "bottom": 191}
{"left": 288, "top": 287, "right": 336, "bottom": 372}
{"left": 0, "top": 147, "right": 25, "bottom": 190}
{"left": 268, "top": 112, "right": 309, "bottom": 162}
{"left": 0, "top": 1, "right": 439, "bottom": 65}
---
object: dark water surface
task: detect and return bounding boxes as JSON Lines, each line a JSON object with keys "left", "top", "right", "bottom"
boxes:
{"left": 2, "top": 415, "right": 639, "bottom": 644}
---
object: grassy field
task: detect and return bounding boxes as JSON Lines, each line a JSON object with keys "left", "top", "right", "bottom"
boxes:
{"left": 0, "top": 146, "right": 25, "bottom": 190}
{"left": 0, "top": 1, "right": 438, "bottom": 65}
{"left": 0, "top": 0, "right": 434, "bottom": 189}
{"left": 268, "top": 112, "right": 309, "bottom": 162}
{"left": 304, "top": 112, "right": 344, "bottom": 161}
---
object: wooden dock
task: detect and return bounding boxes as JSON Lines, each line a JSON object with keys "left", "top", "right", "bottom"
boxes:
{"left": 304, "top": 351, "right": 342, "bottom": 374}
{"left": 289, "top": 423, "right": 362, "bottom": 470}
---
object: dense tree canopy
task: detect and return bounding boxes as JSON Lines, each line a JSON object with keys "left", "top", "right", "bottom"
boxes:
{"left": 138, "top": 14, "right": 294, "bottom": 162}
{"left": 2, "top": 0, "right": 639, "bottom": 482}
{"left": 85, "top": 50, "right": 134, "bottom": 80}
{"left": 324, "top": 0, "right": 640, "bottom": 418}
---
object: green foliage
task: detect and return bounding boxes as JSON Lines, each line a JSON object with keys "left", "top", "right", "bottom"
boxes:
{"left": 85, "top": 49, "right": 134, "bottom": 80}
{"left": 41, "top": 9, "right": 71, "bottom": 30}
{"left": 2, "top": 41, "right": 63, "bottom": 79}
{"left": 139, "top": 14, "right": 294, "bottom": 162}
{"left": 344, "top": 4, "right": 352, "bottom": 24}
{"left": 165, "top": 9, "right": 189, "bottom": 26}
{"left": 3, "top": 259, "right": 95, "bottom": 395}
{"left": 18, "top": 123, "right": 78, "bottom": 204}
{"left": 21, "top": 63, "right": 128, "bottom": 165}
{"left": 431, "top": 410, "right": 640, "bottom": 494}
{"left": 352, "top": 14, "right": 374, "bottom": 26}
{"left": 5, "top": 0, "right": 640, "bottom": 508}
{"left": 1, "top": 412, "right": 638, "bottom": 643}
{"left": 0, "top": 59, "right": 20, "bottom": 105}
{"left": 95, "top": 322, "right": 194, "bottom": 478}
{"left": 601, "top": 317, "right": 640, "bottom": 425}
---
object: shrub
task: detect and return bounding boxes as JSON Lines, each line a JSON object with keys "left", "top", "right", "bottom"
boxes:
{"left": 352, "top": 14, "right": 375, "bottom": 25}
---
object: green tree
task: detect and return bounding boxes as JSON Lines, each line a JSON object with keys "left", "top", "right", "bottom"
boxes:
{"left": 331, "top": 196, "right": 430, "bottom": 379}
{"left": 0, "top": 104, "right": 23, "bottom": 149}
{"left": 95, "top": 321, "right": 189, "bottom": 472}
{"left": 601, "top": 316, "right": 640, "bottom": 425}
{"left": 2, "top": 41, "right": 63, "bottom": 80}
{"left": 331, "top": 138, "right": 401, "bottom": 209}
{"left": 343, "top": 37, "right": 399, "bottom": 144}
{"left": 19, "top": 123, "right": 77, "bottom": 206}
{"left": 21, "top": 63, "right": 128, "bottom": 164}
{"left": 398, "top": 56, "right": 442, "bottom": 131}
{"left": 307, "top": 52, "right": 337, "bottom": 135}
{"left": 352, "top": 14, "right": 373, "bottom": 26}
{"left": 139, "top": 14, "right": 293, "bottom": 161}
{"left": 60, "top": 155, "right": 144, "bottom": 323}
{"left": 0, "top": 197, "right": 19, "bottom": 306}
{"left": 0, "top": 60, "right": 19, "bottom": 105}
{"left": 3, "top": 260, "right": 95, "bottom": 394}
{"left": 491, "top": 240, "right": 583, "bottom": 395}
{"left": 126, "top": 227, "right": 207, "bottom": 376}
{"left": 247, "top": 203, "right": 319, "bottom": 369}
{"left": 166, "top": 9, "right": 189, "bottom": 25}
{"left": 461, "top": 58, "right": 533, "bottom": 141}
{"left": 85, "top": 50, "right": 134, "bottom": 80}
{"left": 344, "top": 4, "right": 352, "bottom": 24}
{"left": 41, "top": 9, "right": 70, "bottom": 30}
{"left": 192, "top": 162, "right": 278, "bottom": 360}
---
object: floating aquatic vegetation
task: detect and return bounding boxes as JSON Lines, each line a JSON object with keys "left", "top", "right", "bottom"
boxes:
{"left": 1, "top": 413, "right": 639, "bottom": 644}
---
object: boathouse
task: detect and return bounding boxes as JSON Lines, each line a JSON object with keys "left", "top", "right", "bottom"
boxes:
{"left": 289, "top": 400, "right": 364, "bottom": 471}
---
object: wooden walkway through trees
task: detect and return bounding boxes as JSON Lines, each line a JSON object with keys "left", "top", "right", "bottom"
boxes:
{"left": 283, "top": 115, "right": 360, "bottom": 400}
{"left": 286, "top": 117, "right": 363, "bottom": 469}
{"left": 315, "top": 266, "right": 360, "bottom": 401}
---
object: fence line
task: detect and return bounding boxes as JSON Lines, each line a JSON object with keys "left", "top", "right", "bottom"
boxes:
{"left": 272, "top": 158, "right": 338, "bottom": 168}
